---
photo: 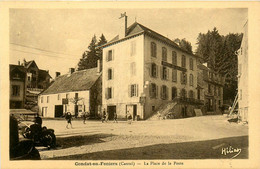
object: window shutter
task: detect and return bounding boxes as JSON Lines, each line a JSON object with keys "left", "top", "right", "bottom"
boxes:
{"left": 156, "top": 65, "right": 159, "bottom": 78}
{"left": 160, "top": 86, "right": 163, "bottom": 99}
{"left": 112, "top": 87, "right": 114, "bottom": 98}
{"left": 161, "top": 66, "right": 163, "bottom": 79}
{"left": 128, "top": 85, "right": 131, "bottom": 97}
{"left": 136, "top": 84, "right": 139, "bottom": 97}
{"left": 156, "top": 85, "right": 158, "bottom": 98}
{"left": 106, "top": 51, "right": 108, "bottom": 61}
{"left": 149, "top": 84, "right": 152, "bottom": 97}
{"left": 166, "top": 86, "right": 169, "bottom": 100}
{"left": 167, "top": 68, "right": 169, "bottom": 80}
{"left": 149, "top": 63, "right": 152, "bottom": 77}
{"left": 112, "top": 49, "right": 114, "bottom": 61}
{"left": 105, "top": 88, "right": 108, "bottom": 99}
{"left": 180, "top": 72, "right": 183, "bottom": 84}
{"left": 112, "top": 68, "right": 114, "bottom": 80}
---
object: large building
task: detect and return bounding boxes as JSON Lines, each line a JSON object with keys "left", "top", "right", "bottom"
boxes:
{"left": 9, "top": 65, "right": 27, "bottom": 109}
{"left": 101, "top": 22, "right": 200, "bottom": 120}
{"left": 237, "top": 20, "right": 248, "bottom": 122}
{"left": 38, "top": 67, "right": 102, "bottom": 118}
{"left": 197, "top": 63, "right": 224, "bottom": 114}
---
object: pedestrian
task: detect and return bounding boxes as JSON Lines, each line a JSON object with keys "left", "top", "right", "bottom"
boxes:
{"left": 82, "top": 112, "right": 87, "bottom": 124}
{"left": 127, "top": 111, "right": 132, "bottom": 124}
{"left": 101, "top": 109, "right": 106, "bottom": 123}
{"left": 113, "top": 111, "right": 118, "bottom": 123}
{"left": 65, "top": 112, "right": 73, "bottom": 129}
{"left": 105, "top": 109, "right": 109, "bottom": 122}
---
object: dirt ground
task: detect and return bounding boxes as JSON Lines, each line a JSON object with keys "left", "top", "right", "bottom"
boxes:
{"left": 37, "top": 115, "right": 248, "bottom": 160}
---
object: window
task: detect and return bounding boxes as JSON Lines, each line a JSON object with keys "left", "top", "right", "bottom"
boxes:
{"left": 180, "top": 72, "right": 187, "bottom": 84}
{"left": 108, "top": 68, "right": 113, "bottom": 80}
{"left": 162, "top": 47, "right": 167, "bottom": 62}
{"left": 47, "top": 96, "right": 49, "bottom": 103}
{"left": 75, "top": 93, "right": 78, "bottom": 99}
{"left": 189, "top": 74, "right": 194, "bottom": 86}
{"left": 131, "top": 41, "right": 136, "bottom": 56}
{"left": 172, "top": 69, "right": 177, "bottom": 82}
{"left": 162, "top": 66, "right": 169, "bottom": 80}
{"left": 161, "top": 85, "right": 168, "bottom": 100}
{"left": 66, "top": 93, "right": 69, "bottom": 99}
{"left": 41, "top": 96, "right": 43, "bottom": 103}
{"left": 57, "top": 94, "right": 60, "bottom": 100}
{"left": 12, "top": 85, "right": 20, "bottom": 96}
{"left": 172, "top": 51, "right": 177, "bottom": 65}
{"left": 181, "top": 89, "right": 187, "bottom": 98}
{"left": 129, "top": 84, "right": 138, "bottom": 97}
{"left": 151, "top": 42, "right": 157, "bottom": 58}
{"left": 189, "top": 58, "right": 193, "bottom": 70}
{"left": 218, "top": 87, "right": 221, "bottom": 96}
{"left": 107, "top": 50, "right": 113, "bottom": 61}
{"left": 208, "top": 84, "right": 211, "bottom": 94}
{"left": 28, "top": 76, "right": 31, "bottom": 81}
{"left": 151, "top": 63, "right": 158, "bottom": 78}
{"left": 150, "top": 83, "right": 158, "bottom": 98}
{"left": 172, "top": 87, "right": 177, "bottom": 100}
{"left": 106, "top": 87, "right": 113, "bottom": 99}
{"left": 152, "top": 106, "right": 155, "bottom": 111}
{"left": 189, "top": 90, "right": 194, "bottom": 99}
{"left": 130, "top": 62, "right": 136, "bottom": 76}
{"left": 181, "top": 55, "right": 186, "bottom": 68}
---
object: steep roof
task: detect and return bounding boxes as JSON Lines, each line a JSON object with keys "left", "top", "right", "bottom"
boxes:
{"left": 40, "top": 68, "right": 100, "bottom": 95}
{"left": 103, "top": 22, "right": 197, "bottom": 57}
{"left": 39, "top": 69, "right": 52, "bottom": 78}
{"left": 10, "top": 64, "right": 26, "bottom": 73}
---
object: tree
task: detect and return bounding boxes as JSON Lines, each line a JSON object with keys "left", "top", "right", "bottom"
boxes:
{"left": 77, "top": 34, "right": 107, "bottom": 71}
{"left": 195, "top": 27, "right": 243, "bottom": 101}
{"left": 174, "top": 38, "right": 193, "bottom": 54}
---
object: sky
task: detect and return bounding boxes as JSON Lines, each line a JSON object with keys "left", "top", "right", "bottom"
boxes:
{"left": 9, "top": 8, "right": 247, "bottom": 78}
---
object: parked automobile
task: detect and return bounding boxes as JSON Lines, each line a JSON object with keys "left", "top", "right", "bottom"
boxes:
{"left": 10, "top": 115, "right": 40, "bottom": 160}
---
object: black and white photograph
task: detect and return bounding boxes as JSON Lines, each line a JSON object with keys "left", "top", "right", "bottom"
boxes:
{"left": 1, "top": 1, "right": 260, "bottom": 169}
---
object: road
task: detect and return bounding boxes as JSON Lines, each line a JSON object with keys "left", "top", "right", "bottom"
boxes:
{"left": 37, "top": 115, "right": 248, "bottom": 160}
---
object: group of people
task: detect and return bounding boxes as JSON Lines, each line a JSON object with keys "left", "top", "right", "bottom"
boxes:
{"left": 64, "top": 109, "right": 134, "bottom": 128}
{"left": 101, "top": 109, "right": 118, "bottom": 123}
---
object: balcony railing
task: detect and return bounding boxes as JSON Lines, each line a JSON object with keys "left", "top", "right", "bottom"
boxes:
{"left": 172, "top": 97, "right": 204, "bottom": 105}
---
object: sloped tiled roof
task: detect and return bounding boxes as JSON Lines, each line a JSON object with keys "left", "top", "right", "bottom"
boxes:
{"left": 103, "top": 22, "right": 196, "bottom": 57}
{"left": 10, "top": 64, "right": 26, "bottom": 73}
{"left": 40, "top": 68, "right": 100, "bottom": 95}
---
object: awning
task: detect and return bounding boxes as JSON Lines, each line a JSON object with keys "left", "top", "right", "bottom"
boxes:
{"left": 10, "top": 109, "right": 37, "bottom": 115}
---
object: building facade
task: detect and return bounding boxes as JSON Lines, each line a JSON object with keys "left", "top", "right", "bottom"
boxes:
{"left": 197, "top": 64, "right": 224, "bottom": 114}
{"left": 9, "top": 65, "right": 27, "bottom": 109}
{"left": 102, "top": 22, "right": 199, "bottom": 120}
{"left": 237, "top": 20, "right": 248, "bottom": 122}
{"left": 38, "top": 68, "right": 102, "bottom": 118}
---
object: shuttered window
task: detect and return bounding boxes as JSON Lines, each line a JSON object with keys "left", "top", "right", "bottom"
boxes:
{"left": 189, "top": 74, "right": 194, "bottom": 86}
{"left": 181, "top": 55, "right": 186, "bottom": 68}
{"left": 107, "top": 50, "right": 113, "bottom": 61}
{"left": 149, "top": 83, "right": 158, "bottom": 98}
{"left": 162, "top": 47, "right": 167, "bottom": 62}
{"left": 161, "top": 85, "right": 168, "bottom": 100}
{"left": 129, "top": 84, "right": 139, "bottom": 97}
{"left": 151, "top": 42, "right": 157, "bottom": 58}
{"left": 151, "top": 63, "right": 158, "bottom": 78}
{"left": 172, "top": 51, "right": 177, "bottom": 65}
{"left": 172, "top": 69, "right": 177, "bottom": 82}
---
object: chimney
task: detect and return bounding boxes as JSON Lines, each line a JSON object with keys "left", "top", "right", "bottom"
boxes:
{"left": 18, "top": 60, "right": 20, "bottom": 65}
{"left": 119, "top": 12, "right": 127, "bottom": 39}
{"left": 69, "top": 68, "right": 75, "bottom": 74}
{"left": 55, "top": 72, "right": 60, "bottom": 78}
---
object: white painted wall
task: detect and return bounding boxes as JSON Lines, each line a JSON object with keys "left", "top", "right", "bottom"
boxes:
{"left": 102, "top": 35, "right": 144, "bottom": 119}
{"left": 38, "top": 90, "right": 90, "bottom": 118}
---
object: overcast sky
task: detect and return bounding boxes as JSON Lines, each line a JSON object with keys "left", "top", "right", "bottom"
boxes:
{"left": 9, "top": 8, "right": 247, "bottom": 78}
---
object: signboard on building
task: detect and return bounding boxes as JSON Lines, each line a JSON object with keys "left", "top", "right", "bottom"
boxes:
{"left": 62, "top": 98, "right": 68, "bottom": 104}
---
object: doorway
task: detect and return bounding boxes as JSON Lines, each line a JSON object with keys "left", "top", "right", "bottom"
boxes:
{"left": 55, "top": 105, "right": 63, "bottom": 117}
{"left": 126, "top": 104, "right": 137, "bottom": 120}
{"left": 107, "top": 106, "right": 116, "bottom": 120}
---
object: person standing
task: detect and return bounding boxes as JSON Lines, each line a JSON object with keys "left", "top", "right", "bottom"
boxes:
{"left": 82, "top": 112, "right": 87, "bottom": 124}
{"left": 65, "top": 112, "right": 73, "bottom": 129}
{"left": 102, "top": 109, "right": 106, "bottom": 123}
{"left": 127, "top": 111, "right": 132, "bottom": 124}
{"left": 105, "top": 109, "right": 109, "bottom": 122}
{"left": 113, "top": 111, "right": 118, "bottom": 123}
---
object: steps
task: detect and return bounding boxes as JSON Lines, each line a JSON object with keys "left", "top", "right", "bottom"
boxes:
{"left": 148, "top": 102, "right": 178, "bottom": 120}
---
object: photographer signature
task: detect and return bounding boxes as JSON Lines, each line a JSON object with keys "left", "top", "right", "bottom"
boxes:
{"left": 221, "top": 146, "right": 242, "bottom": 159}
